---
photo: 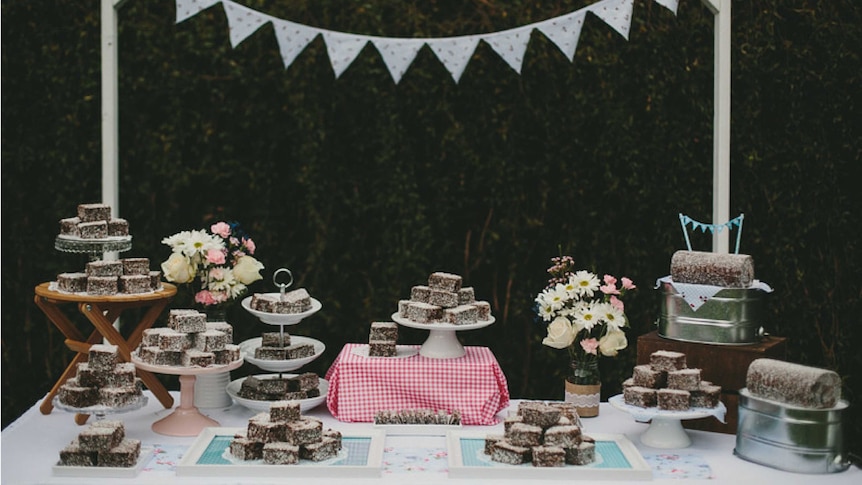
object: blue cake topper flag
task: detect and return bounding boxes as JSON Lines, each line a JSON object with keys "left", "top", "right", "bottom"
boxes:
{"left": 678, "top": 213, "right": 745, "bottom": 254}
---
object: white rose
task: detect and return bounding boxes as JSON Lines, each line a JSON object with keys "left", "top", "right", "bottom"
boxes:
{"left": 542, "top": 316, "right": 576, "bottom": 349}
{"left": 233, "top": 255, "right": 264, "bottom": 285}
{"left": 161, "top": 252, "right": 195, "bottom": 284}
{"left": 598, "top": 328, "right": 628, "bottom": 357}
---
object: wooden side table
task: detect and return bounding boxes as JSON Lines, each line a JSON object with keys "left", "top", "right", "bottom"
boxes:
{"left": 34, "top": 282, "right": 178, "bottom": 423}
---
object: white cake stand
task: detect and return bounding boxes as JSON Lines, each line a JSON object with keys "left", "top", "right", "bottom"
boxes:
{"left": 131, "top": 355, "right": 243, "bottom": 437}
{"left": 608, "top": 394, "right": 727, "bottom": 448}
{"left": 391, "top": 313, "right": 495, "bottom": 359}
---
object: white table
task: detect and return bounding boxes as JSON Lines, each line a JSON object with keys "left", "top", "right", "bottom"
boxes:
{"left": 2, "top": 391, "right": 858, "bottom": 484}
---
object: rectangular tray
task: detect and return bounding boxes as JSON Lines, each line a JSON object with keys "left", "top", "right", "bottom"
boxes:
{"left": 373, "top": 422, "right": 462, "bottom": 436}
{"left": 52, "top": 447, "right": 153, "bottom": 478}
{"left": 176, "top": 427, "right": 385, "bottom": 478}
{"left": 447, "top": 431, "right": 652, "bottom": 481}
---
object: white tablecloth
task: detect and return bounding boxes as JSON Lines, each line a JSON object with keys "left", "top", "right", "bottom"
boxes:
{"left": 2, "top": 391, "right": 858, "bottom": 484}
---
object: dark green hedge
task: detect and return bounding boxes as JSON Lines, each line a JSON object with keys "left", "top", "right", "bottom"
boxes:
{"left": 3, "top": 0, "right": 859, "bottom": 455}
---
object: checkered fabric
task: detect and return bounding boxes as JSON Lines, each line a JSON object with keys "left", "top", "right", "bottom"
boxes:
{"left": 325, "top": 344, "right": 510, "bottom": 425}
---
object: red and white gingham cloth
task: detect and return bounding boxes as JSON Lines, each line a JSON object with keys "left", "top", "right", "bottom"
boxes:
{"left": 325, "top": 344, "right": 510, "bottom": 425}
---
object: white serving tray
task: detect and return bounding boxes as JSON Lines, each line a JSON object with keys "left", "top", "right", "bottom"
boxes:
{"left": 446, "top": 431, "right": 652, "bottom": 481}
{"left": 52, "top": 446, "right": 153, "bottom": 478}
{"left": 176, "top": 427, "right": 385, "bottom": 478}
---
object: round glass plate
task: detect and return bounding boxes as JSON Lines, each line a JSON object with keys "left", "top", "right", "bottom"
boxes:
{"left": 52, "top": 393, "right": 148, "bottom": 417}
{"left": 239, "top": 336, "right": 326, "bottom": 372}
{"left": 241, "top": 295, "right": 322, "bottom": 325}
{"left": 55, "top": 235, "right": 133, "bottom": 254}
{"left": 227, "top": 374, "right": 328, "bottom": 412}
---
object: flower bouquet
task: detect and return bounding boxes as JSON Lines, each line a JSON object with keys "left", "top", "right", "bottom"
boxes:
{"left": 161, "top": 221, "right": 264, "bottom": 315}
{"left": 535, "top": 256, "right": 635, "bottom": 415}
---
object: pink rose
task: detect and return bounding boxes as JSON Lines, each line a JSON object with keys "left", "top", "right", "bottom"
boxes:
{"left": 243, "top": 237, "right": 256, "bottom": 254}
{"left": 621, "top": 277, "right": 636, "bottom": 290}
{"left": 195, "top": 290, "right": 218, "bottom": 306}
{"left": 600, "top": 283, "right": 620, "bottom": 295}
{"left": 580, "top": 338, "right": 599, "bottom": 355}
{"left": 211, "top": 222, "right": 231, "bottom": 238}
{"left": 610, "top": 295, "right": 625, "bottom": 312}
{"left": 603, "top": 274, "right": 617, "bottom": 286}
{"left": 206, "top": 249, "right": 226, "bottom": 265}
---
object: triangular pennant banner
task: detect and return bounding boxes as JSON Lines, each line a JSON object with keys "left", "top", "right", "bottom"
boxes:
{"left": 322, "top": 31, "right": 369, "bottom": 78}
{"left": 483, "top": 25, "right": 533, "bottom": 73}
{"left": 371, "top": 38, "right": 425, "bottom": 84}
{"left": 272, "top": 19, "right": 318, "bottom": 69}
{"left": 427, "top": 36, "right": 480, "bottom": 83}
{"left": 536, "top": 11, "right": 586, "bottom": 62}
{"left": 588, "top": 0, "right": 635, "bottom": 40}
{"left": 175, "top": 0, "right": 221, "bottom": 24}
{"left": 654, "top": 0, "right": 680, "bottom": 15}
{"left": 222, "top": 0, "right": 270, "bottom": 48}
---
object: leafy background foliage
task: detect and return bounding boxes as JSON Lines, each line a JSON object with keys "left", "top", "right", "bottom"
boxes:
{"left": 2, "top": 0, "right": 859, "bottom": 455}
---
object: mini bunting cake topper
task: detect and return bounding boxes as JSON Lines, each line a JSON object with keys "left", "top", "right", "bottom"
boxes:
{"left": 678, "top": 213, "right": 745, "bottom": 254}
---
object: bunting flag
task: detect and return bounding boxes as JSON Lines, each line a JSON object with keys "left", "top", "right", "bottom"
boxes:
{"left": 175, "top": 0, "right": 679, "bottom": 83}
{"left": 679, "top": 213, "right": 745, "bottom": 254}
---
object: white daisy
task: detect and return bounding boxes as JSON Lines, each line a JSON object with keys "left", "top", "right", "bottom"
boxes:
{"left": 597, "top": 302, "right": 626, "bottom": 331}
{"left": 573, "top": 302, "right": 600, "bottom": 331}
{"left": 182, "top": 229, "right": 224, "bottom": 259}
{"left": 571, "top": 270, "right": 600, "bottom": 298}
{"left": 537, "top": 302, "right": 555, "bottom": 321}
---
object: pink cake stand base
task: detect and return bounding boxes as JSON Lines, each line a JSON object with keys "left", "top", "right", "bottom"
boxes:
{"left": 132, "top": 355, "right": 243, "bottom": 437}
{"left": 151, "top": 375, "right": 219, "bottom": 436}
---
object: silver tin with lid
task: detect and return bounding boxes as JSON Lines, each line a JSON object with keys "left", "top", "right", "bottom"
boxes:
{"left": 658, "top": 280, "right": 766, "bottom": 345}
{"left": 734, "top": 388, "right": 850, "bottom": 474}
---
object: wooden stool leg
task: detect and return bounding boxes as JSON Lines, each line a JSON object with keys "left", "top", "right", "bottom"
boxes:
{"left": 40, "top": 352, "right": 87, "bottom": 415}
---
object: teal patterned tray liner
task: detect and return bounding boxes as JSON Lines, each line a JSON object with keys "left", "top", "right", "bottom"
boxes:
{"left": 459, "top": 438, "right": 632, "bottom": 468}
{"left": 196, "top": 435, "right": 372, "bottom": 466}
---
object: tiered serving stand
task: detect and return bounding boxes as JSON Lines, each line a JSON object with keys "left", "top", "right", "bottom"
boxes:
{"left": 229, "top": 268, "right": 327, "bottom": 412}
{"left": 38, "top": 231, "right": 177, "bottom": 425}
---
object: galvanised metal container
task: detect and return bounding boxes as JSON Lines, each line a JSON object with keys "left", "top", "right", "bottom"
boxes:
{"left": 658, "top": 281, "right": 766, "bottom": 345}
{"left": 735, "top": 388, "right": 850, "bottom": 474}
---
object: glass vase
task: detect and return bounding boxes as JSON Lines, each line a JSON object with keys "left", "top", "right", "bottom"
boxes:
{"left": 564, "top": 357, "right": 601, "bottom": 417}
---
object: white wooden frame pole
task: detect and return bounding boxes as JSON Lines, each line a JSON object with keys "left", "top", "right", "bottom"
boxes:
{"left": 101, "top": 0, "right": 123, "bottom": 218}
{"left": 703, "top": 0, "right": 732, "bottom": 253}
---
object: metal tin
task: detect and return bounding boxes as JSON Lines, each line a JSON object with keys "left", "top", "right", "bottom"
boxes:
{"left": 658, "top": 281, "right": 765, "bottom": 345}
{"left": 735, "top": 388, "right": 850, "bottom": 474}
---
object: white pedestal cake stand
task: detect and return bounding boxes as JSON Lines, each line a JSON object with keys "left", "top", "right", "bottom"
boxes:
{"left": 391, "top": 313, "right": 495, "bottom": 359}
{"left": 131, "top": 356, "right": 243, "bottom": 437}
{"left": 609, "top": 394, "right": 727, "bottom": 448}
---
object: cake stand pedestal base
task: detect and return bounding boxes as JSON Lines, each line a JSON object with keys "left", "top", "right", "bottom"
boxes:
{"left": 419, "top": 329, "right": 466, "bottom": 359}
{"left": 152, "top": 375, "right": 219, "bottom": 437}
{"left": 639, "top": 417, "right": 691, "bottom": 449}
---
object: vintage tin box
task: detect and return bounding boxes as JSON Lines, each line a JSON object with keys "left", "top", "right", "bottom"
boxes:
{"left": 658, "top": 280, "right": 767, "bottom": 345}
{"left": 734, "top": 388, "right": 850, "bottom": 474}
